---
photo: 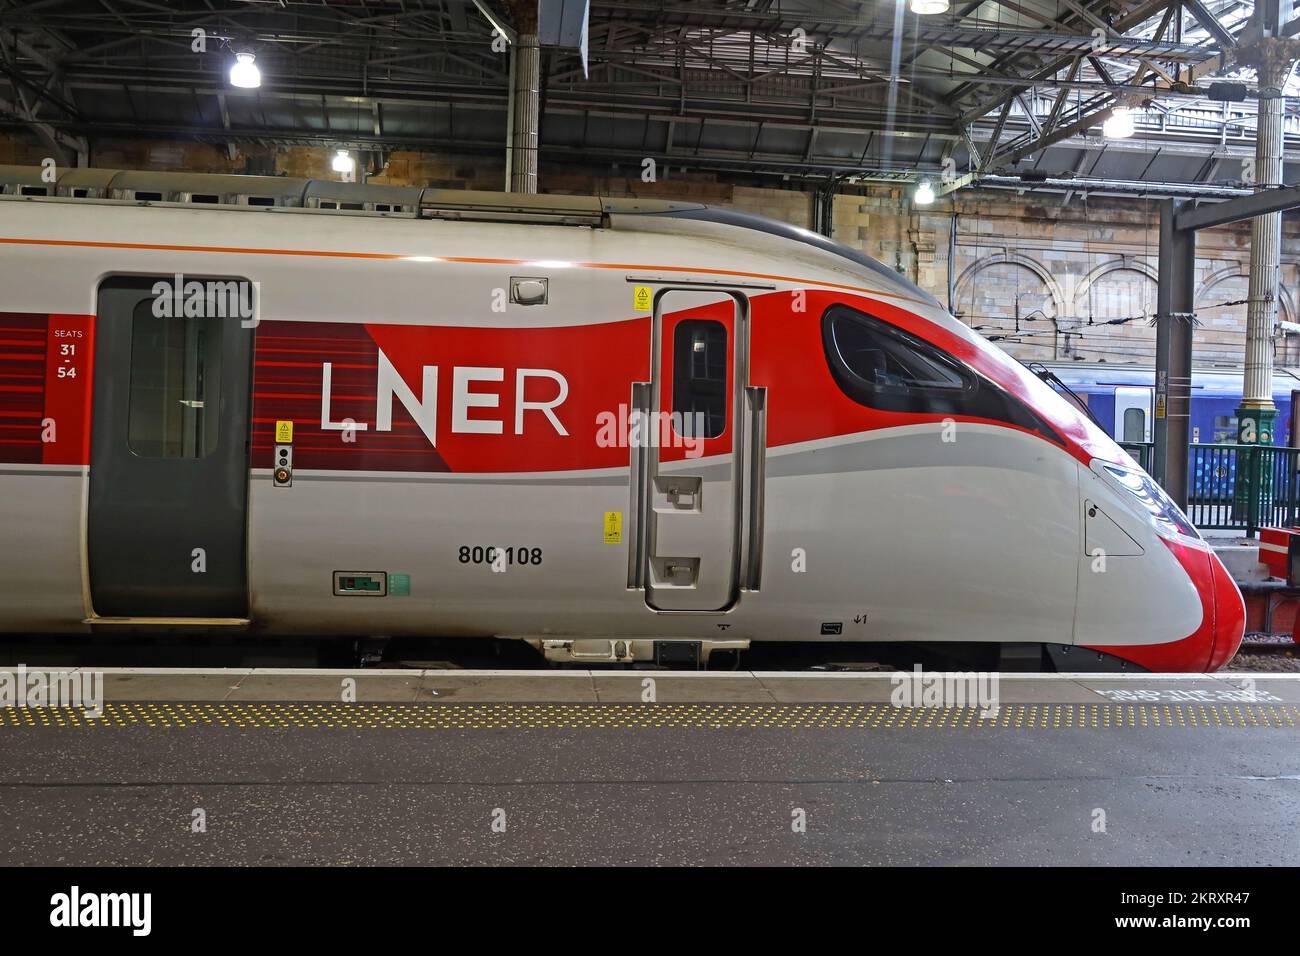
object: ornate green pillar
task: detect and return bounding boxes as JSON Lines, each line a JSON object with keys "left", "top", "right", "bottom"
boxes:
{"left": 1234, "top": 405, "right": 1278, "bottom": 535}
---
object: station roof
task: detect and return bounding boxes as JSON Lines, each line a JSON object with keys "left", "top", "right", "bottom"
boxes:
{"left": 0, "top": 1, "right": 1290, "bottom": 196}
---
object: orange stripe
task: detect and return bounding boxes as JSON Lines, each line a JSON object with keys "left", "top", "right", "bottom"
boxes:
{"left": 0, "top": 236, "right": 927, "bottom": 306}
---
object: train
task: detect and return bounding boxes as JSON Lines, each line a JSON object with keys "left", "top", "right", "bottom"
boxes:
{"left": 0, "top": 165, "right": 1244, "bottom": 671}
{"left": 1042, "top": 362, "right": 1300, "bottom": 448}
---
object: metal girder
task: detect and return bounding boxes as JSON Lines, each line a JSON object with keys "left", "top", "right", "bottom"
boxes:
{"left": 993, "top": 100, "right": 1116, "bottom": 169}
{"left": 0, "top": 91, "right": 85, "bottom": 162}
{"left": 1185, "top": 0, "right": 1240, "bottom": 49}
{"left": 471, "top": 0, "right": 517, "bottom": 44}
{"left": 1175, "top": 182, "right": 1300, "bottom": 231}
{"left": 955, "top": 5, "right": 1192, "bottom": 179}
{"left": 976, "top": 174, "right": 1248, "bottom": 199}
{"left": 1055, "top": 0, "right": 1112, "bottom": 35}
{"left": 1016, "top": 94, "right": 1042, "bottom": 137}
{"left": 953, "top": 88, "right": 1116, "bottom": 184}
{"left": 981, "top": 101, "right": 1013, "bottom": 172}
{"left": 958, "top": 0, "right": 1182, "bottom": 124}
{"left": 1043, "top": 59, "right": 1080, "bottom": 132}
{"left": 42, "top": 72, "right": 963, "bottom": 137}
{"left": 0, "top": 34, "right": 80, "bottom": 120}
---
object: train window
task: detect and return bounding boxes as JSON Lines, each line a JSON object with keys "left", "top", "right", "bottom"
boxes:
{"left": 127, "top": 301, "right": 223, "bottom": 459}
{"left": 822, "top": 304, "right": 1067, "bottom": 442}
{"left": 1122, "top": 407, "right": 1146, "bottom": 442}
{"left": 671, "top": 319, "right": 727, "bottom": 439}
{"left": 1214, "top": 416, "right": 1238, "bottom": 443}
{"left": 823, "top": 304, "right": 971, "bottom": 409}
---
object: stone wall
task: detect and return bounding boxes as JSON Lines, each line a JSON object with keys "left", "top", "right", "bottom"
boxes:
{"left": 4, "top": 133, "right": 1297, "bottom": 370}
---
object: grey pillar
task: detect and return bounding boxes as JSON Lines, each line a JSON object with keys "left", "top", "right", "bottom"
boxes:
{"left": 1154, "top": 198, "right": 1196, "bottom": 508}
{"left": 510, "top": 31, "right": 540, "bottom": 194}
{"left": 1241, "top": 57, "right": 1286, "bottom": 424}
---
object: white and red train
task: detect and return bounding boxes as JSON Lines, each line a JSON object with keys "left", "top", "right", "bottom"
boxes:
{"left": 0, "top": 165, "right": 1243, "bottom": 670}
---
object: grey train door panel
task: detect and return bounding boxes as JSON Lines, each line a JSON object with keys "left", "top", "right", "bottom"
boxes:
{"left": 88, "top": 276, "right": 253, "bottom": 618}
{"left": 643, "top": 289, "right": 743, "bottom": 611}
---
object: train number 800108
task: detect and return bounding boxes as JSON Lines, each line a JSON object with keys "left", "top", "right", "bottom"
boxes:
{"left": 458, "top": 546, "right": 543, "bottom": 566}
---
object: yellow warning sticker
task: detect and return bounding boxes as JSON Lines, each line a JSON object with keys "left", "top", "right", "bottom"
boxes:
{"left": 275, "top": 420, "right": 294, "bottom": 443}
{"left": 1154, "top": 397, "right": 1166, "bottom": 419}
{"left": 603, "top": 511, "right": 623, "bottom": 544}
{"left": 633, "top": 286, "right": 652, "bottom": 312}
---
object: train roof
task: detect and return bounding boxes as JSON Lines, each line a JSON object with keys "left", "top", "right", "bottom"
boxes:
{"left": 640, "top": 206, "right": 942, "bottom": 310}
{"left": 0, "top": 163, "right": 705, "bottom": 221}
{"left": 0, "top": 163, "right": 937, "bottom": 311}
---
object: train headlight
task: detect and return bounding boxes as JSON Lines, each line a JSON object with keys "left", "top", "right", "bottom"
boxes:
{"left": 1099, "top": 463, "right": 1199, "bottom": 540}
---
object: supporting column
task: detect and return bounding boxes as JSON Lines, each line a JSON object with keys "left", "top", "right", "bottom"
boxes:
{"left": 509, "top": 13, "right": 540, "bottom": 195}
{"left": 1236, "top": 54, "right": 1287, "bottom": 447}
{"left": 1154, "top": 199, "right": 1196, "bottom": 508}
{"left": 1231, "top": 7, "right": 1300, "bottom": 532}
{"left": 812, "top": 177, "right": 838, "bottom": 237}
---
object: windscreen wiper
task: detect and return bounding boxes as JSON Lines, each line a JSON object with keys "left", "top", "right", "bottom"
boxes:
{"left": 1025, "top": 362, "right": 1109, "bottom": 433}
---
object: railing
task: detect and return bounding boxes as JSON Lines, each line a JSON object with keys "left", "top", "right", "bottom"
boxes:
{"left": 1187, "top": 444, "right": 1300, "bottom": 534}
{"left": 1117, "top": 442, "right": 1300, "bottom": 535}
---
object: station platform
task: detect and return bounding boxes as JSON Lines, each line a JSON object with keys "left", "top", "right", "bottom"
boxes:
{"left": 0, "top": 669, "right": 1296, "bottom": 866}
{"left": 14, "top": 665, "right": 1300, "bottom": 703}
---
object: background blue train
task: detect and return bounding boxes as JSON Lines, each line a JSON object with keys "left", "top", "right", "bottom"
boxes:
{"left": 1041, "top": 362, "right": 1299, "bottom": 448}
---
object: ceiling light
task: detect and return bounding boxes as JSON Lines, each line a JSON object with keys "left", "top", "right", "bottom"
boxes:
{"left": 910, "top": 0, "right": 950, "bottom": 14}
{"left": 332, "top": 150, "right": 355, "bottom": 175}
{"left": 229, "top": 52, "right": 261, "bottom": 90}
{"left": 1103, "top": 105, "right": 1135, "bottom": 139}
{"left": 914, "top": 181, "right": 935, "bottom": 205}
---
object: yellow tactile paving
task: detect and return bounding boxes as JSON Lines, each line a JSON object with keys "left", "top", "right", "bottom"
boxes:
{"left": 0, "top": 702, "right": 1297, "bottom": 729}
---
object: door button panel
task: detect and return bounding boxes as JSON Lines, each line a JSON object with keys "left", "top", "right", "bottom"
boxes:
{"left": 273, "top": 445, "right": 293, "bottom": 487}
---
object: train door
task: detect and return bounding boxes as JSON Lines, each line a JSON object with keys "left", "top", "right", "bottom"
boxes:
{"left": 1114, "top": 386, "right": 1152, "bottom": 443}
{"left": 88, "top": 276, "right": 253, "bottom": 618}
{"left": 640, "top": 290, "right": 744, "bottom": 611}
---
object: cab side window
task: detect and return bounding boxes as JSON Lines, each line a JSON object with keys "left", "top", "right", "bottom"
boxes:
{"left": 820, "top": 303, "right": 1066, "bottom": 446}
{"left": 822, "top": 304, "right": 973, "bottom": 413}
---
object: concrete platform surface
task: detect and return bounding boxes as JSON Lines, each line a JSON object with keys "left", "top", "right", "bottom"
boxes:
{"left": 0, "top": 671, "right": 1296, "bottom": 865}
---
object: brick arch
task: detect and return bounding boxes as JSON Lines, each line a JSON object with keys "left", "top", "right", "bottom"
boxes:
{"left": 1198, "top": 264, "right": 1247, "bottom": 303}
{"left": 1072, "top": 257, "right": 1158, "bottom": 318}
{"left": 952, "top": 251, "right": 1065, "bottom": 319}
{"left": 1198, "top": 265, "right": 1294, "bottom": 325}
